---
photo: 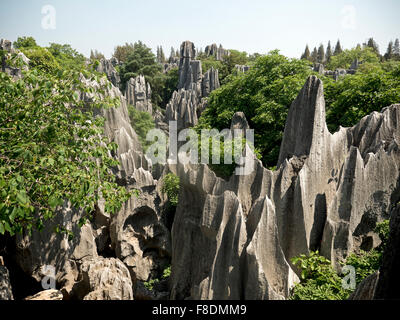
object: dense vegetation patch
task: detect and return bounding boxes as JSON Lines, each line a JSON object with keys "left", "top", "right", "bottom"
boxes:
{"left": 290, "top": 220, "right": 389, "bottom": 300}
{"left": 0, "top": 43, "right": 132, "bottom": 236}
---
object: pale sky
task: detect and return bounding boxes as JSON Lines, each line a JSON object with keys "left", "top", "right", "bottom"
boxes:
{"left": 1, "top": 0, "right": 399, "bottom": 59}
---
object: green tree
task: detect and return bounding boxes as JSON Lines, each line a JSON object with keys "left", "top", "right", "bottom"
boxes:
{"left": 90, "top": 49, "right": 105, "bottom": 61}
{"left": 198, "top": 51, "right": 314, "bottom": 167}
{"left": 384, "top": 41, "right": 394, "bottom": 61}
{"left": 0, "top": 59, "right": 132, "bottom": 236}
{"left": 13, "top": 36, "right": 37, "bottom": 49}
{"left": 326, "top": 46, "right": 380, "bottom": 70}
{"left": 119, "top": 41, "right": 164, "bottom": 106}
{"left": 317, "top": 44, "right": 325, "bottom": 64}
{"left": 334, "top": 40, "right": 343, "bottom": 56}
{"left": 113, "top": 43, "right": 135, "bottom": 64}
{"left": 161, "top": 173, "right": 180, "bottom": 207}
{"left": 48, "top": 43, "right": 86, "bottom": 71}
{"left": 20, "top": 47, "right": 60, "bottom": 73}
{"left": 365, "top": 37, "right": 380, "bottom": 56}
{"left": 127, "top": 106, "right": 155, "bottom": 151}
{"left": 326, "top": 41, "right": 333, "bottom": 62}
{"left": 324, "top": 62, "right": 400, "bottom": 131}
{"left": 301, "top": 45, "right": 311, "bottom": 61}
{"left": 311, "top": 47, "right": 318, "bottom": 63}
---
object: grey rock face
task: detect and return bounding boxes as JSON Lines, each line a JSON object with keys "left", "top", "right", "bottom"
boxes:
{"left": 313, "top": 63, "right": 324, "bottom": 74}
{"left": 125, "top": 75, "right": 153, "bottom": 114}
{"left": 349, "top": 271, "right": 379, "bottom": 300}
{"left": 235, "top": 64, "right": 250, "bottom": 73}
{"left": 178, "top": 41, "right": 199, "bottom": 90}
{"left": 166, "top": 86, "right": 200, "bottom": 130}
{"left": 96, "top": 58, "right": 121, "bottom": 87}
{"left": 79, "top": 257, "right": 133, "bottom": 300}
{"left": 201, "top": 67, "right": 220, "bottom": 97}
{"left": 374, "top": 204, "right": 400, "bottom": 299}
{"left": 0, "top": 264, "right": 13, "bottom": 300}
{"left": 166, "top": 41, "right": 221, "bottom": 131}
{"left": 204, "top": 44, "right": 230, "bottom": 61}
{"left": 1, "top": 39, "right": 29, "bottom": 77}
{"left": 25, "top": 289, "right": 63, "bottom": 300}
{"left": 170, "top": 75, "right": 400, "bottom": 299}
{"left": 15, "top": 202, "right": 97, "bottom": 297}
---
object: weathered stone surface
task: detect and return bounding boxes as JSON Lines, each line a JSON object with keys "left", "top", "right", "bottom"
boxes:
{"left": 170, "top": 75, "right": 400, "bottom": 300}
{"left": 110, "top": 188, "right": 171, "bottom": 283}
{"left": 96, "top": 58, "right": 121, "bottom": 87}
{"left": 0, "top": 264, "right": 13, "bottom": 300}
{"left": 15, "top": 202, "right": 97, "bottom": 297}
{"left": 204, "top": 44, "right": 230, "bottom": 61}
{"left": 178, "top": 41, "right": 200, "bottom": 90}
{"left": 235, "top": 64, "right": 250, "bottom": 73}
{"left": 349, "top": 271, "right": 379, "bottom": 300}
{"left": 1, "top": 39, "right": 29, "bottom": 77}
{"left": 313, "top": 63, "right": 324, "bottom": 74}
{"left": 201, "top": 67, "right": 220, "bottom": 97}
{"left": 125, "top": 75, "right": 153, "bottom": 114}
{"left": 79, "top": 257, "right": 133, "bottom": 300}
{"left": 374, "top": 204, "right": 400, "bottom": 299}
{"left": 25, "top": 289, "right": 63, "bottom": 300}
{"left": 165, "top": 87, "right": 200, "bottom": 130}
{"left": 166, "top": 41, "right": 222, "bottom": 131}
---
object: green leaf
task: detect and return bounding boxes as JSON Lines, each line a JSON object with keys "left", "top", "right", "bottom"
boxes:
{"left": 16, "top": 191, "right": 29, "bottom": 205}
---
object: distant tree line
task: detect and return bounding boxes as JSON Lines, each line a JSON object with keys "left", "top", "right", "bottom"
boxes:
{"left": 301, "top": 37, "right": 400, "bottom": 65}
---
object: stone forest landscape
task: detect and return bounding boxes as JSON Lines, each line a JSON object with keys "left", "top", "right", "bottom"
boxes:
{"left": 1, "top": 0, "right": 400, "bottom": 311}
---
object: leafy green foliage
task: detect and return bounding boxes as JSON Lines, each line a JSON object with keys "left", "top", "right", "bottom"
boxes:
{"left": 161, "top": 67, "right": 179, "bottom": 108}
{"left": 326, "top": 47, "right": 380, "bottom": 70}
{"left": 291, "top": 251, "right": 352, "bottom": 300}
{"left": 119, "top": 41, "right": 164, "bottom": 106}
{"left": 13, "top": 36, "right": 37, "bottom": 49}
{"left": 324, "top": 62, "right": 400, "bottom": 131}
{"left": 0, "top": 58, "right": 132, "bottom": 236}
{"left": 144, "top": 265, "right": 171, "bottom": 290}
{"left": 161, "top": 173, "right": 180, "bottom": 207}
{"left": 197, "top": 49, "right": 250, "bottom": 84}
{"left": 20, "top": 47, "right": 60, "bottom": 73}
{"left": 199, "top": 51, "right": 314, "bottom": 167}
{"left": 113, "top": 43, "right": 135, "bottom": 64}
{"left": 127, "top": 106, "right": 155, "bottom": 151}
{"left": 290, "top": 220, "right": 390, "bottom": 300}
{"left": 47, "top": 43, "right": 86, "bottom": 71}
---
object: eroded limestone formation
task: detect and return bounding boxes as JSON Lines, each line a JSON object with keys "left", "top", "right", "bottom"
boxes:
{"left": 125, "top": 75, "right": 153, "bottom": 114}
{"left": 166, "top": 41, "right": 220, "bottom": 131}
{"left": 169, "top": 75, "right": 400, "bottom": 300}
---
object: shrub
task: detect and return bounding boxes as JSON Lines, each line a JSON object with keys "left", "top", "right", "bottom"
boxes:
{"left": 0, "top": 65, "right": 132, "bottom": 236}
{"left": 20, "top": 47, "right": 60, "bottom": 73}
{"left": 290, "top": 251, "right": 351, "bottom": 300}
{"left": 127, "top": 106, "right": 155, "bottom": 151}
{"left": 161, "top": 173, "right": 180, "bottom": 207}
{"left": 290, "top": 219, "right": 390, "bottom": 300}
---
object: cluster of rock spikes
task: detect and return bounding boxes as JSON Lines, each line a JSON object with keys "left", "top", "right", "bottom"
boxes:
{"left": 0, "top": 39, "right": 399, "bottom": 300}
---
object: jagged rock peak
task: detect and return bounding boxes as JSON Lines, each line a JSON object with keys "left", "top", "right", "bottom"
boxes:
{"left": 96, "top": 58, "right": 121, "bottom": 87}
{"left": 205, "top": 43, "right": 230, "bottom": 61}
{"left": 125, "top": 75, "right": 152, "bottom": 114}
{"left": 235, "top": 64, "right": 250, "bottom": 73}
{"left": 231, "top": 111, "right": 250, "bottom": 131}
{"left": 180, "top": 41, "right": 196, "bottom": 59}
{"left": 278, "top": 75, "right": 327, "bottom": 166}
{"left": 201, "top": 67, "right": 220, "bottom": 97}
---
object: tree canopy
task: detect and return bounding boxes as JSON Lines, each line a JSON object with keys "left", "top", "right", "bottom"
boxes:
{"left": 0, "top": 45, "right": 131, "bottom": 236}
